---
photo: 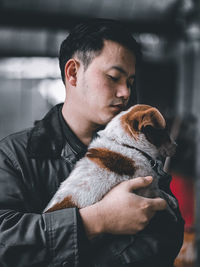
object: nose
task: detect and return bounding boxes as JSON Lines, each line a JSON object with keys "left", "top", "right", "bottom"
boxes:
{"left": 116, "top": 84, "right": 130, "bottom": 100}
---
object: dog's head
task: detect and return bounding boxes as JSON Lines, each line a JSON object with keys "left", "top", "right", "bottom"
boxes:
{"left": 120, "top": 104, "right": 176, "bottom": 158}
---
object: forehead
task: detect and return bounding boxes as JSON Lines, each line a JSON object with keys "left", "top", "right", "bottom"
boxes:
{"left": 88, "top": 40, "right": 136, "bottom": 74}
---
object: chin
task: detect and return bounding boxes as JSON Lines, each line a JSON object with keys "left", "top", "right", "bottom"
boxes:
{"left": 94, "top": 109, "right": 119, "bottom": 126}
{"left": 95, "top": 116, "right": 114, "bottom": 127}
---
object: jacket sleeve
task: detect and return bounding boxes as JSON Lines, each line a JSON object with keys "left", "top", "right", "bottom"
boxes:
{"left": 90, "top": 180, "right": 185, "bottom": 267}
{"left": 0, "top": 148, "right": 89, "bottom": 267}
{"left": 94, "top": 211, "right": 184, "bottom": 267}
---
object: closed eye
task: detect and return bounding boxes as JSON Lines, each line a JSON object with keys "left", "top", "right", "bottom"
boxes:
{"left": 107, "top": 75, "right": 120, "bottom": 82}
{"left": 107, "top": 74, "right": 134, "bottom": 89}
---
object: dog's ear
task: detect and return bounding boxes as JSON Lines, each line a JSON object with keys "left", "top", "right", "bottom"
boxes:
{"left": 139, "top": 108, "right": 166, "bottom": 131}
{"left": 121, "top": 105, "right": 176, "bottom": 156}
{"left": 140, "top": 108, "right": 167, "bottom": 146}
{"left": 140, "top": 108, "right": 176, "bottom": 155}
{"left": 121, "top": 105, "right": 165, "bottom": 139}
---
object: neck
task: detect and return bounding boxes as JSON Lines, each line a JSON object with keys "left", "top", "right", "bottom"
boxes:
{"left": 105, "top": 134, "right": 159, "bottom": 162}
{"left": 122, "top": 143, "right": 155, "bottom": 162}
{"left": 62, "top": 102, "right": 100, "bottom": 146}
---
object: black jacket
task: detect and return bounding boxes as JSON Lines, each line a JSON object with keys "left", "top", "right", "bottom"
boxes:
{"left": 0, "top": 104, "right": 184, "bottom": 267}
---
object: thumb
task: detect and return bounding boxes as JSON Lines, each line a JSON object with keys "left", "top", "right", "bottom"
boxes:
{"left": 150, "top": 197, "right": 167, "bottom": 211}
{"left": 126, "top": 176, "right": 153, "bottom": 191}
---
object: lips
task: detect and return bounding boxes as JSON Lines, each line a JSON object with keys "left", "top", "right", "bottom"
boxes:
{"left": 110, "top": 104, "right": 124, "bottom": 112}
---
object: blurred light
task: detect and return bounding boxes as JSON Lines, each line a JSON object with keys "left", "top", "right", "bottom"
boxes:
{"left": 152, "top": 0, "right": 176, "bottom": 11}
{"left": 38, "top": 79, "right": 65, "bottom": 105}
{"left": 181, "top": 0, "right": 194, "bottom": 13}
{"left": 135, "top": 33, "right": 171, "bottom": 61}
{"left": 138, "top": 33, "right": 166, "bottom": 54}
{"left": 186, "top": 23, "right": 200, "bottom": 40}
{"left": 0, "top": 57, "right": 65, "bottom": 105}
{"left": 139, "top": 33, "right": 160, "bottom": 47}
{"left": 0, "top": 57, "right": 60, "bottom": 79}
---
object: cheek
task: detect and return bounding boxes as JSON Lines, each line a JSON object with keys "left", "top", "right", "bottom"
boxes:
{"left": 93, "top": 71, "right": 115, "bottom": 92}
{"left": 101, "top": 78, "right": 117, "bottom": 99}
{"left": 83, "top": 73, "right": 115, "bottom": 108}
{"left": 101, "top": 82, "right": 114, "bottom": 96}
{"left": 91, "top": 82, "right": 115, "bottom": 103}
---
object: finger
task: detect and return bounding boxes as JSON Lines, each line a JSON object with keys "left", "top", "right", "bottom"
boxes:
{"left": 126, "top": 176, "right": 153, "bottom": 191}
{"left": 149, "top": 197, "right": 167, "bottom": 211}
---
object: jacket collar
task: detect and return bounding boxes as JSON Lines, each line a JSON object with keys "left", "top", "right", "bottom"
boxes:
{"left": 27, "top": 103, "right": 66, "bottom": 158}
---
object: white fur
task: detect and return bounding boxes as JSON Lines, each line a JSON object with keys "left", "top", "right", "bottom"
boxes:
{"left": 44, "top": 105, "right": 171, "bottom": 212}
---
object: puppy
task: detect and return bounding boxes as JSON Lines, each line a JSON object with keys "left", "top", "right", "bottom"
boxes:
{"left": 44, "top": 104, "right": 177, "bottom": 216}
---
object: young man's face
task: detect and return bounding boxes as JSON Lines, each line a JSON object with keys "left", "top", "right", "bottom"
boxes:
{"left": 74, "top": 40, "right": 136, "bottom": 126}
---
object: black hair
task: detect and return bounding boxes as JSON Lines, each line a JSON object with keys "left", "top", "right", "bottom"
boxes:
{"left": 59, "top": 18, "right": 142, "bottom": 107}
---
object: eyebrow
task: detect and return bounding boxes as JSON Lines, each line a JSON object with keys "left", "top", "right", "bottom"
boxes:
{"left": 109, "top": 66, "right": 136, "bottom": 79}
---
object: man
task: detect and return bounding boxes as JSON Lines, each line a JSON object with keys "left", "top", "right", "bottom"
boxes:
{"left": 0, "top": 19, "right": 184, "bottom": 267}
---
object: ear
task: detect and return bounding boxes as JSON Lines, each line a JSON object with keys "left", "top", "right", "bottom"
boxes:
{"left": 139, "top": 108, "right": 166, "bottom": 130}
{"left": 120, "top": 105, "right": 165, "bottom": 139}
{"left": 140, "top": 108, "right": 167, "bottom": 146}
{"left": 64, "top": 59, "right": 80, "bottom": 86}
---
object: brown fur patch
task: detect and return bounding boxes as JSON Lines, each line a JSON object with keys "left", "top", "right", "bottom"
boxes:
{"left": 121, "top": 104, "right": 166, "bottom": 138}
{"left": 45, "top": 196, "right": 76, "bottom": 213}
{"left": 86, "top": 148, "right": 136, "bottom": 176}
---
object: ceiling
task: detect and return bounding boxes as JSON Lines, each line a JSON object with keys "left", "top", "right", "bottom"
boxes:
{"left": 0, "top": 0, "right": 184, "bottom": 31}
{"left": 0, "top": 0, "right": 199, "bottom": 57}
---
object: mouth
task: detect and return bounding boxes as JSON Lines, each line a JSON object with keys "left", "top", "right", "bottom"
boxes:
{"left": 110, "top": 104, "right": 124, "bottom": 112}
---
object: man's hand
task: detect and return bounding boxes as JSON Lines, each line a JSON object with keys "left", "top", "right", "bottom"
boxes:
{"left": 79, "top": 176, "right": 167, "bottom": 239}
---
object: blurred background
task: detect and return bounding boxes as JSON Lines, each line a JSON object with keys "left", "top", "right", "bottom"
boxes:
{"left": 0, "top": 0, "right": 199, "bottom": 266}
